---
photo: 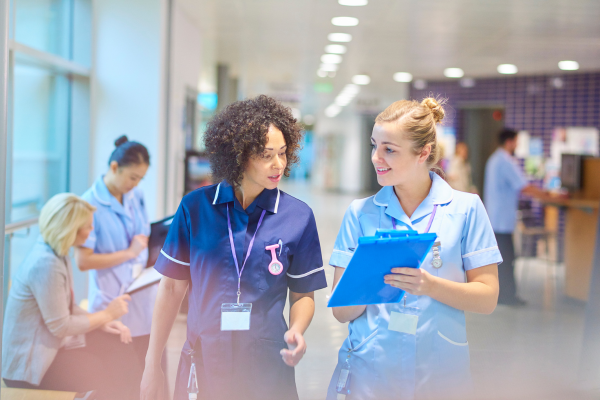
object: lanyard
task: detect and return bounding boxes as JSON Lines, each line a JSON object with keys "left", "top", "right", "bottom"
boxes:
{"left": 226, "top": 204, "right": 266, "bottom": 304}
{"left": 392, "top": 204, "right": 438, "bottom": 234}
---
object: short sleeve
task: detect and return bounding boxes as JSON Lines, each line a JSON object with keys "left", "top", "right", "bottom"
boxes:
{"left": 81, "top": 214, "right": 98, "bottom": 250}
{"left": 154, "top": 202, "right": 191, "bottom": 280}
{"left": 329, "top": 201, "right": 363, "bottom": 269}
{"left": 286, "top": 211, "right": 327, "bottom": 293}
{"left": 505, "top": 159, "right": 528, "bottom": 192}
{"left": 461, "top": 196, "right": 504, "bottom": 270}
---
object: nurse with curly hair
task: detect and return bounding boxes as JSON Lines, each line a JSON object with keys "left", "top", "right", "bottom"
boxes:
{"left": 140, "top": 95, "right": 328, "bottom": 400}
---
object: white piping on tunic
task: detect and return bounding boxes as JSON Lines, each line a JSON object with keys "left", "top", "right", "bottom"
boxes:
{"left": 462, "top": 246, "right": 498, "bottom": 259}
{"left": 274, "top": 188, "right": 280, "bottom": 213}
{"left": 286, "top": 266, "right": 324, "bottom": 279}
{"left": 212, "top": 183, "right": 221, "bottom": 205}
{"left": 92, "top": 187, "right": 111, "bottom": 206}
{"left": 332, "top": 249, "right": 354, "bottom": 257}
{"left": 160, "top": 249, "right": 190, "bottom": 266}
{"left": 438, "top": 331, "right": 468, "bottom": 346}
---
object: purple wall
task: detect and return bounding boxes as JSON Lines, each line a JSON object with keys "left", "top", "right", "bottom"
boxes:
{"left": 410, "top": 71, "right": 600, "bottom": 155}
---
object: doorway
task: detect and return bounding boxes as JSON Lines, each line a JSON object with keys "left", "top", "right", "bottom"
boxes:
{"left": 459, "top": 107, "right": 505, "bottom": 200}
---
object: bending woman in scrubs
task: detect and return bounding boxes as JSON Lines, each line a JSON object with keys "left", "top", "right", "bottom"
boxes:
{"left": 141, "top": 95, "right": 328, "bottom": 400}
{"left": 327, "top": 98, "right": 502, "bottom": 400}
{"left": 76, "top": 136, "right": 153, "bottom": 368}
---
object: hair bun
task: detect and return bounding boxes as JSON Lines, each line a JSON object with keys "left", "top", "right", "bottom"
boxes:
{"left": 114, "top": 135, "right": 129, "bottom": 147}
{"left": 421, "top": 97, "right": 446, "bottom": 124}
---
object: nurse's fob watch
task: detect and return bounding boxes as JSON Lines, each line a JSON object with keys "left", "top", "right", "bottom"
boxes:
{"left": 266, "top": 244, "right": 283, "bottom": 275}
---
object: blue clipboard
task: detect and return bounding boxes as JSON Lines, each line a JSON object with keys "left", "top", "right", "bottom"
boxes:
{"left": 328, "top": 229, "right": 437, "bottom": 307}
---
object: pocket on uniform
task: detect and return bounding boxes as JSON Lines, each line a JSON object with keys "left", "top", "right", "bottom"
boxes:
{"left": 253, "top": 338, "right": 297, "bottom": 400}
{"left": 260, "top": 240, "right": 290, "bottom": 291}
{"left": 433, "top": 330, "right": 471, "bottom": 394}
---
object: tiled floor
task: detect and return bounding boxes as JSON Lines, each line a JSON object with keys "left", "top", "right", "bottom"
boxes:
{"left": 164, "top": 182, "right": 600, "bottom": 399}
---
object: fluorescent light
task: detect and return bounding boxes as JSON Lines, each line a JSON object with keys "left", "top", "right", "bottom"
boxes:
{"left": 317, "top": 70, "right": 328, "bottom": 78}
{"left": 413, "top": 79, "right": 427, "bottom": 90}
{"left": 331, "top": 17, "right": 359, "bottom": 26}
{"left": 352, "top": 75, "right": 370, "bottom": 85}
{"left": 328, "top": 33, "right": 352, "bottom": 42}
{"left": 558, "top": 60, "right": 579, "bottom": 71}
{"left": 444, "top": 68, "right": 464, "bottom": 78}
{"left": 339, "top": 0, "right": 368, "bottom": 5}
{"left": 497, "top": 64, "right": 518, "bottom": 74}
{"left": 325, "top": 44, "right": 347, "bottom": 54}
{"left": 340, "top": 84, "right": 360, "bottom": 94}
{"left": 393, "top": 72, "right": 413, "bottom": 82}
{"left": 325, "top": 104, "right": 342, "bottom": 118}
{"left": 321, "top": 54, "right": 343, "bottom": 64}
{"left": 320, "top": 63, "right": 339, "bottom": 72}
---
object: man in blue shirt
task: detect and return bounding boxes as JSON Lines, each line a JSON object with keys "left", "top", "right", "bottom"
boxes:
{"left": 484, "top": 128, "right": 548, "bottom": 306}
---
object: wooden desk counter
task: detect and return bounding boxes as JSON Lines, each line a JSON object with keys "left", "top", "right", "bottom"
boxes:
{"left": 1, "top": 388, "right": 76, "bottom": 400}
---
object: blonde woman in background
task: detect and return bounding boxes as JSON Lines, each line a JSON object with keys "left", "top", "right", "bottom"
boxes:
{"left": 447, "top": 142, "right": 478, "bottom": 193}
{"left": 327, "top": 98, "right": 501, "bottom": 399}
{"left": 2, "top": 193, "right": 142, "bottom": 400}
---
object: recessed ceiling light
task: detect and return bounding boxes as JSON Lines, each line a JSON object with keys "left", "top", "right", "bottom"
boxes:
{"left": 325, "top": 44, "right": 347, "bottom": 54}
{"left": 325, "top": 104, "right": 342, "bottom": 118}
{"left": 497, "top": 64, "right": 518, "bottom": 74}
{"left": 321, "top": 54, "right": 342, "bottom": 64}
{"left": 339, "top": 0, "right": 368, "bottom": 5}
{"left": 413, "top": 79, "right": 427, "bottom": 90}
{"left": 328, "top": 33, "right": 352, "bottom": 42}
{"left": 352, "top": 75, "right": 370, "bottom": 85}
{"left": 320, "top": 63, "right": 339, "bottom": 72}
{"left": 317, "top": 70, "right": 328, "bottom": 78}
{"left": 331, "top": 17, "right": 359, "bottom": 26}
{"left": 444, "top": 68, "right": 464, "bottom": 78}
{"left": 393, "top": 72, "right": 413, "bottom": 82}
{"left": 558, "top": 60, "right": 579, "bottom": 71}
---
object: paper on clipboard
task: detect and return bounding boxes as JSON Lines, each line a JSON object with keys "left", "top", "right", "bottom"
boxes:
{"left": 125, "top": 266, "right": 162, "bottom": 294}
{"left": 328, "top": 229, "right": 437, "bottom": 307}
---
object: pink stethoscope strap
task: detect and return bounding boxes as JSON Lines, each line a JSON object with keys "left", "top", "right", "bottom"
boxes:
{"left": 265, "top": 244, "right": 283, "bottom": 275}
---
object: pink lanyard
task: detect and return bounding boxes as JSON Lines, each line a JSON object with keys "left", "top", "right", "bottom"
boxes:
{"left": 392, "top": 204, "right": 438, "bottom": 234}
{"left": 226, "top": 204, "right": 266, "bottom": 303}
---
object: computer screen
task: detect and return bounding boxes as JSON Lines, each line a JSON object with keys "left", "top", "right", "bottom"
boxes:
{"left": 561, "top": 154, "right": 582, "bottom": 191}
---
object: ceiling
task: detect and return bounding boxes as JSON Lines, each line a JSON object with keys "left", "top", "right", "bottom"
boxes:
{"left": 178, "top": 0, "right": 600, "bottom": 114}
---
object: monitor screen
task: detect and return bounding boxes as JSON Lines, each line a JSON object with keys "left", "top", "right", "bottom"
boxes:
{"left": 561, "top": 154, "right": 582, "bottom": 191}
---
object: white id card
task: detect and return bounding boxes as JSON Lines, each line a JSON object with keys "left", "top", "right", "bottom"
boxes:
{"left": 388, "top": 311, "right": 419, "bottom": 335}
{"left": 221, "top": 303, "right": 252, "bottom": 331}
{"left": 132, "top": 263, "right": 144, "bottom": 279}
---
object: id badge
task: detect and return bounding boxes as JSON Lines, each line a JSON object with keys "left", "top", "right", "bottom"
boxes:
{"left": 132, "top": 262, "right": 144, "bottom": 279}
{"left": 388, "top": 307, "right": 419, "bottom": 335}
{"left": 221, "top": 303, "right": 252, "bottom": 331}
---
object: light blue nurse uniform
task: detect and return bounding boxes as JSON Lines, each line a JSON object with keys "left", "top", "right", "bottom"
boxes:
{"left": 327, "top": 172, "right": 503, "bottom": 400}
{"left": 81, "top": 176, "right": 155, "bottom": 337}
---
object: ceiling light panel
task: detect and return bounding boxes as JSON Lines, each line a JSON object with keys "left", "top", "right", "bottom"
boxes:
{"left": 444, "top": 68, "right": 464, "bottom": 78}
{"left": 325, "top": 44, "right": 347, "bottom": 54}
{"left": 558, "top": 60, "right": 579, "bottom": 71}
{"left": 339, "top": 0, "right": 368, "bottom": 5}
{"left": 393, "top": 72, "right": 413, "bottom": 82}
{"left": 328, "top": 33, "right": 352, "bottom": 42}
{"left": 331, "top": 17, "right": 359, "bottom": 26}
{"left": 352, "top": 75, "right": 370, "bottom": 85}
{"left": 321, "top": 54, "right": 343, "bottom": 64}
{"left": 325, "top": 104, "right": 342, "bottom": 118}
{"left": 497, "top": 64, "right": 518, "bottom": 74}
{"left": 320, "top": 63, "right": 339, "bottom": 72}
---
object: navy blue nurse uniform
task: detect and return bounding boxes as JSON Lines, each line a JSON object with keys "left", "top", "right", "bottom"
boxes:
{"left": 155, "top": 181, "right": 327, "bottom": 400}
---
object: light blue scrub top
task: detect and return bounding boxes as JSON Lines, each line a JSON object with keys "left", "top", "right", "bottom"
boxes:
{"left": 483, "top": 148, "right": 528, "bottom": 234}
{"left": 327, "top": 172, "right": 503, "bottom": 400}
{"left": 81, "top": 176, "right": 156, "bottom": 337}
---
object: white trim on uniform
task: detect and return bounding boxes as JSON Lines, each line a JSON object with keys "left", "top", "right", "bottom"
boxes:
{"left": 372, "top": 198, "right": 387, "bottom": 207}
{"left": 332, "top": 249, "right": 354, "bottom": 257}
{"left": 462, "top": 246, "right": 499, "bottom": 259}
{"left": 92, "top": 187, "right": 111, "bottom": 206}
{"left": 286, "top": 266, "right": 324, "bottom": 279}
{"left": 274, "top": 188, "right": 280, "bottom": 213}
{"left": 160, "top": 249, "right": 190, "bottom": 266}
{"left": 212, "top": 183, "right": 221, "bottom": 205}
{"left": 437, "top": 331, "right": 468, "bottom": 346}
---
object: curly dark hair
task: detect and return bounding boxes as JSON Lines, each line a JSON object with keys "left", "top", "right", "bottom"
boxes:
{"left": 204, "top": 95, "right": 303, "bottom": 186}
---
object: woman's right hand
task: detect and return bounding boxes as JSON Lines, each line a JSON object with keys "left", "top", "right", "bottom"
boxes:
{"left": 140, "top": 365, "right": 165, "bottom": 400}
{"left": 105, "top": 294, "right": 131, "bottom": 319}
{"left": 128, "top": 234, "right": 149, "bottom": 258}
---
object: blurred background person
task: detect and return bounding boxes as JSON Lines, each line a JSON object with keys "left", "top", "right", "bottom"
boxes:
{"left": 2, "top": 194, "right": 140, "bottom": 400}
{"left": 484, "top": 128, "right": 550, "bottom": 306}
{"left": 76, "top": 136, "right": 155, "bottom": 369}
{"left": 447, "top": 142, "right": 478, "bottom": 194}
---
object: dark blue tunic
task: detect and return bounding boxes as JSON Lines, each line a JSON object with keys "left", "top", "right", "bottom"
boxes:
{"left": 155, "top": 181, "right": 327, "bottom": 400}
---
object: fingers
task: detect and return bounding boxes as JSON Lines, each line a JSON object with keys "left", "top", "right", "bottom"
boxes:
{"left": 390, "top": 267, "right": 420, "bottom": 275}
{"left": 120, "top": 294, "right": 132, "bottom": 302}
{"left": 104, "top": 326, "right": 121, "bottom": 335}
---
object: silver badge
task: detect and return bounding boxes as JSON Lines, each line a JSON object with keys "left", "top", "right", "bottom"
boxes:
{"left": 431, "top": 241, "right": 442, "bottom": 269}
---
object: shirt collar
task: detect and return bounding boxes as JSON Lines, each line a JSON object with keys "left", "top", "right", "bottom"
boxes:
{"left": 92, "top": 176, "right": 133, "bottom": 217}
{"left": 212, "top": 181, "right": 281, "bottom": 214}
{"left": 372, "top": 172, "right": 454, "bottom": 226}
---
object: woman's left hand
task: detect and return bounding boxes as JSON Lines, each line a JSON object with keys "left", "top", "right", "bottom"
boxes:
{"left": 280, "top": 330, "right": 307, "bottom": 367}
{"left": 384, "top": 267, "right": 437, "bottom": 296}
{"left": 102, "top": 320, "right": 133, "bottom": 344}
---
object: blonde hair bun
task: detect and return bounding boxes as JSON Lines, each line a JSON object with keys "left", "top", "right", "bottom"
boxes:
{"left": 421, "top": 97, "right": 446, "bottom": 124}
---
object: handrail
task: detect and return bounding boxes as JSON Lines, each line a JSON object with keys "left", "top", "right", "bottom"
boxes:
{"left": 4, "top": 217, "right": 38, "bottom": 235}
